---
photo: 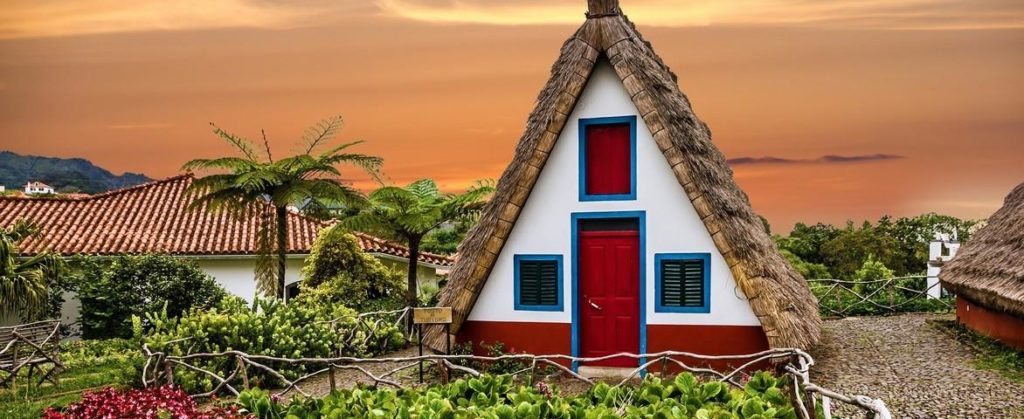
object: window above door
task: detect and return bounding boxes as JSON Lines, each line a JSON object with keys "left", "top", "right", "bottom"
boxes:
{"left": 578, "top": 116, "right": 637, "bottom": 201}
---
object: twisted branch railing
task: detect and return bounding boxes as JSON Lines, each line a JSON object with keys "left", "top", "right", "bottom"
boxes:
{"left": 140, "top": 344, "right": 891, "bottom": 419}
{"left": 809, "top": 275, "right": 952, "bottom": 317}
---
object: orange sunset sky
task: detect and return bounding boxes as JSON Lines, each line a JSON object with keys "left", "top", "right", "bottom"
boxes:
{"left": 1, "top": 0, "right": 1022, "bottom": 231}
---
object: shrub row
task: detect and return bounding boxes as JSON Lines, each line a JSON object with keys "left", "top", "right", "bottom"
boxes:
{"left": 142, "top": 296, "right": 406, "bottom": 392}
{"left": 235, "top": 373, "right": 797, "bottom": 419}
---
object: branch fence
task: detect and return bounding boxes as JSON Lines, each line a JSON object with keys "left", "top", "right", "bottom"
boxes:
{"left": 140, "top": 308, "right": 891, "bottom": 419}
{"left": 808, "top": 275, "right": 952, "bottom": 317}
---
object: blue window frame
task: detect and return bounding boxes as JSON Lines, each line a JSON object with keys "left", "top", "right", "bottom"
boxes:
{"left": 514, "top": 254, "right": 564, "bottom": 311}
{"left": 654, "top": 253, "right": 711, "bottom": 313}
{"left": 578, "top": 115, "right": 637, "bottom": 201}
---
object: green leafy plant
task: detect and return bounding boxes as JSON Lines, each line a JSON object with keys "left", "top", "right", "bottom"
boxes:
{"left": 341, "top": 179, "right": 493, "bottom": 310}
{"left": 233, "top": 372, "right": 798, "bottom": 418}
{"left": 76, "top": 254, "right": 226, "bottom": 339}
{"left": 182, "top": 115, "right": 383, "bottom": 298}
{"left": 0, "top": 219, "right": 64, "bottom": 320}
{"left": 299, "top": 226, "right": 405, "bottom": 311}
{"left": 143, "top": 296, "right": 405, "bottom": 393}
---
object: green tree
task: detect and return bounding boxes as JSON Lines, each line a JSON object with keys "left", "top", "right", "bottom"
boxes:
{"left": 342, "top": 179, "right": 494, "bottom": 309}
{"left": 780, "top": 249, "right": 831, "bottom": 280}
{"left": 299, "top": 225, "right": 405, "bottom": 311}
{"left": 852, "top": 255, "right": 896, "bottom": 295}
{"left": 775, "top": 222, "right": 841, "bottom": 265}
{"left": 182, "top": 116, "right": 382, "bottom": 298}
{"left": 77, "top": 254, "right": 226, "bottom": 338}
{"left": 0, "top": 219, "right": 63, "bottom": 319}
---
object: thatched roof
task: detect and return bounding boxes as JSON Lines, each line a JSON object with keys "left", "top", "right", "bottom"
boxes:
{"left": 940, "top": 181, "right": 1024, "bottom": 317}
{"left": 425, "top": 0, "right": 821, "bottom": 351}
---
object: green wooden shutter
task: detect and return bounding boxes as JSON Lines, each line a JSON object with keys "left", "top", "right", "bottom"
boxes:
{"left": 660, "top": 259, "right": 705, "bottom": 308}
{"left": 519, "top": 260, "right": 559, "bottom": 306}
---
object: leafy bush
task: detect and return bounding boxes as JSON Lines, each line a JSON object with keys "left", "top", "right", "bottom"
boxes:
{"left": 236, "top": 372, "right": 797, "bottom": 418}
{"left": 143, "top": 296, "right": 405, "bottom": 393}
{"left": 299, "top": 226, "right": 406, "bottom": 311}
{"left": 42, "top": 386, "right": 243, "bottom": 419}
{"left": 76, "top": 254, "right": 227, "bottom": 339}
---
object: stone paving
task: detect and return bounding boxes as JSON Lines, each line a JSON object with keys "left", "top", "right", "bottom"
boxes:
{"left": 812, "top": 313, "right": 1024, "bottom": 419}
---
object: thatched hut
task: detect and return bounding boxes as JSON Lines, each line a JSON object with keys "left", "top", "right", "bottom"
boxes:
{"left": 940, "top": 181, "right": 1024, "bottom": 350}
{"left": 425, "top": 0, "right": 821, "bottom": 370}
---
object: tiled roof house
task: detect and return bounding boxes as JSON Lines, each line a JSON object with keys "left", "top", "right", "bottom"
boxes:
{"left": 1, "top": 174, "right": 452, "bottom": 303}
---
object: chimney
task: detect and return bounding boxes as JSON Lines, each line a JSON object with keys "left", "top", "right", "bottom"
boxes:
{"left": 587, "top": 0, "right": 621, "bottom": 17}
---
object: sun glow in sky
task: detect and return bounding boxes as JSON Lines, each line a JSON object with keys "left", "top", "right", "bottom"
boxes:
{"left": 1, "top": 0, "right": 1022, "bottom": 230}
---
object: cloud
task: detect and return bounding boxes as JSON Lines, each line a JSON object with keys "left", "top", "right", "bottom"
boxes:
{"left": 373, "top": 0, "right": 1024, "bottom": 30}
{"left": 0, "top": 0, "right": 355, "bottom": 39}
{"left": 728, "top": 154, "right": 905, "bottom": 165}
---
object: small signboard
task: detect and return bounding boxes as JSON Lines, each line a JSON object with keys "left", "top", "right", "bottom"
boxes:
{"left": 413, "top": 307, "right": 453, "bottom": 325}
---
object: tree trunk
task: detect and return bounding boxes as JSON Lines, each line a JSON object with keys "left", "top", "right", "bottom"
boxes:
{"left": 276, "top": 206, "right": 288, "bottom": 300}
{"left": 407, "top": 237, "right": 421, "bottom": 309}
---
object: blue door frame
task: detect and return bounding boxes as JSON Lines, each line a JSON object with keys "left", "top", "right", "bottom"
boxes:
{"left": 570, "top": 210, "right": 647, "bottom": 371}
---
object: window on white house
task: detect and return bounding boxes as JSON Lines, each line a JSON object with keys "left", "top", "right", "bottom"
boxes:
{"left": 655, "top": 253, "right": 710, "bottom": 313}
{"left": 514, "top": 255, "right": 563, "bottom": 311}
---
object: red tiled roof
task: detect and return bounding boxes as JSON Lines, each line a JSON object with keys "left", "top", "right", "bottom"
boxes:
{"left": 0, "top": 174, "right": 453, "bottom": 267}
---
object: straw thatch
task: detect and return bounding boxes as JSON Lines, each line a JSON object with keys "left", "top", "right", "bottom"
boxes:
{"left": 940, "top": 181, "right": 1024, "bottom": 318}
{"left": 425, "top": 0, "right": 821, "bottom": 351}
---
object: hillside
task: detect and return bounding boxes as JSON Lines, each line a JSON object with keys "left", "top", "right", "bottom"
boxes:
{"left": 0, "top": 151, "right": 151, "bottom": 194}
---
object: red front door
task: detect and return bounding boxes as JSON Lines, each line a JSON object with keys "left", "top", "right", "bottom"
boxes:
{"left": 579, "top": 230, "right": 640, "bottom": 367}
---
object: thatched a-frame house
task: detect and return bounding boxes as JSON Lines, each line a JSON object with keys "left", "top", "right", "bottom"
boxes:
{"left": 940, "top": 181, "right": 1024, "bottom": 350}
{"left": 425, "top": 0, "right": 821, "bottom": 367}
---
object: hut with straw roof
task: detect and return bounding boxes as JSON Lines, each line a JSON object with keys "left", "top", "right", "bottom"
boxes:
{"left": 940, "top": 181, "right": 1024, "bottom": 350}
{"left": 425, "top": 0, "right": 821, "bottom": 371}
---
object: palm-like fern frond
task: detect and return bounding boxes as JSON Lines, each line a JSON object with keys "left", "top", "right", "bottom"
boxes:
{"left": 301, "top": 115, "right": 344, "bottom": 154}
{"left": 183, "top": 115, "right": 380, "bottom": 299}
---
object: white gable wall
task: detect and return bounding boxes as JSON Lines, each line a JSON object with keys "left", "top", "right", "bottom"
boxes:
{"left": 467, "top": 60, "right": 759, "bottom": 326}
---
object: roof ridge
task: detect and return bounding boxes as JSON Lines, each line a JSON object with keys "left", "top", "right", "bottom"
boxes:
{"left": 87, "top": 173, "right": 194, "bottom": 199}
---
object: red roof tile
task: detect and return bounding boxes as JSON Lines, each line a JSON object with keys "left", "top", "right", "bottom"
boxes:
{"left": 0, "top": 174, "right": 453, "bottom": 267}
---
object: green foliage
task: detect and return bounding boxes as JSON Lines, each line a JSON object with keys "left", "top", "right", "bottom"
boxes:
{"left": 0, "top": 338, "right": 142, "bottom": 419}
{"left": 235, "top": 372, "right": 797, "bottom": 418}
{"left": 0, "top": 219, "right": 64, "bottom": 320}
{"left": 779, "top": 250, "right": 830, "bottom": 280}
{"left": 422, "top": 218, "right": 476, "bottom": 255}
{"left": 776, "top": 214, "right": 980, "bottom": 280}
{"left": 76, "top": 254, "right": 226, "bottom": 339}
{"left": 182, "top": 115, "right": 383, "bottom": 298}
{"left": 342, "top": 179, "right": 493, "bottom": 308}
{"left": 142, "top": 296, "right": 405, "bottom": 393}
{"left": 811, "top": 256, "right": 951, "bottom": 317}
{"left": 299, "top": 225, "right": 405, "bottom": 311}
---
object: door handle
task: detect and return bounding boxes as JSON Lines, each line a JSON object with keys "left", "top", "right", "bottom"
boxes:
{"left": 587, "top": 297, "right": 603, "bottom": 311}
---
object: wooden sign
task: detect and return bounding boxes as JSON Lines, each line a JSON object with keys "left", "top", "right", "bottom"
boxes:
{"left": 413, "top": 307, "right": 453, "bottom": 325}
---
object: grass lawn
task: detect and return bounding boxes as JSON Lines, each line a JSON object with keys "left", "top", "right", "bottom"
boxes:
{"left": 1, "top": 340, "right": 140, "bottom": 419}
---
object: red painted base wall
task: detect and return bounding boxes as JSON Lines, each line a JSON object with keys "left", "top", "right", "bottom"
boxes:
{"left": 457, "top": 321, "right": 770, "bottom": 371}
{"left": 647, "top": 324, "right": 771, "bottom": 372}
{"left": 957, "top": 297, "right": 1024, "bottom": 350}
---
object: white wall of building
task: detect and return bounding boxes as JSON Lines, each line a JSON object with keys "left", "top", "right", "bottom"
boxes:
{"left": 467, "top": 60, "right": 759, "bottom": 327}
{"left": 195, "top": 257, "right": 307, "bottom": 302}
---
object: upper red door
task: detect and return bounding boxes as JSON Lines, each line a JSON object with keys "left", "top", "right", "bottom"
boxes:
{"left": 584, "top": 123, "right": 631, "bottom": 195}
{"left": 578, "top": 230, "right": 640, "bottom": 367}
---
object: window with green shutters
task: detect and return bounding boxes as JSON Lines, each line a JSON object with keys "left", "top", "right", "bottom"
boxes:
{"left": 514, "top": 255, "right": 563, "bottom": 311}
{"left": 655, "top": 253, "right": 710, "bottom": 313}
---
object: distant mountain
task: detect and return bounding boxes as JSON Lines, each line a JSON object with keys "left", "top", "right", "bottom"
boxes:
{"left": 0, "top": 151, "right": 151, "bottom": 194}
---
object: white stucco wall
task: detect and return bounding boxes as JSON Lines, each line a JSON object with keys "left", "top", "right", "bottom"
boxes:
{"left": 467, "top": 60, "right": 759, "bottom": 326}
{"left": 194, "top": 256, "right": 307, "bottom": 302}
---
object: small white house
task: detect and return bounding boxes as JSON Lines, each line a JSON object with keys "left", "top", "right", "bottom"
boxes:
{"left": 24, "top": 181, "right": 55, "bottom": 195}
{"left": 426, "top": 0, "right": 821, "bottom": 370}
{"left": 0, "top": 174, "right": 453, "bottom": 325}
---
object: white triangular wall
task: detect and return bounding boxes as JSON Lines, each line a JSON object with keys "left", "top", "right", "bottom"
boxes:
{"left": 467, "top": 60, "right": 759, "bottom": 327}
